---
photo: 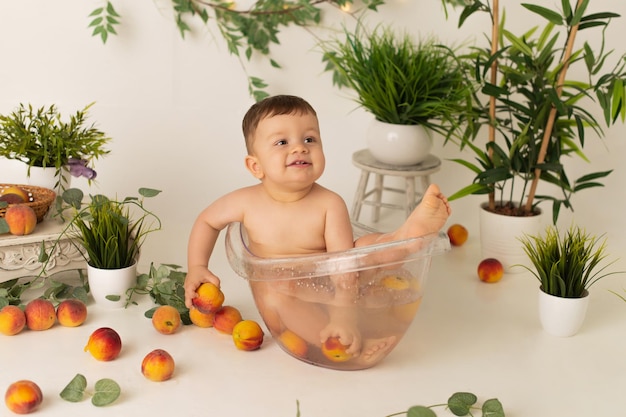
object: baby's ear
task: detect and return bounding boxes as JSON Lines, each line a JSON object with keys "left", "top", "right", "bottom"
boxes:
{"left": 245, "top": 155, "right": 264, "bottom": 179}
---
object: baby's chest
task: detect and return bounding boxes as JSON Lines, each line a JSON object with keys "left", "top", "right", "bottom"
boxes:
{"left": 244, "top": 208, "right": 328, "bottom": 255}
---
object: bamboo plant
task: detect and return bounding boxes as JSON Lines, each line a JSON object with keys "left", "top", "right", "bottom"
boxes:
{"left": 444, "top": 0, "right": 626, "bottom": 223}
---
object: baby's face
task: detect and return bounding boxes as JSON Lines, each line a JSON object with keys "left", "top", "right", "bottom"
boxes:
{"left": 248, "top": 112, "right": 325, "bottom": 189}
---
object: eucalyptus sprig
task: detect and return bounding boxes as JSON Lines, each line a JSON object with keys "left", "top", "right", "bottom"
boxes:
{"left": 60, "top": 374, "right": 121, "bottom": 407}
{"left": 0, "top": 270, "right": 89, "bottom": 308}
{"left": 386, "top": 392, "right": 504, "bottom": 417}
{"left": 125, "top": 262, "right": 191, "bottom": 324}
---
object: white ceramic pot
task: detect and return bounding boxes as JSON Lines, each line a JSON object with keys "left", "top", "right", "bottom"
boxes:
{"left": 538, "top": 288, "right": 589, "bottom": 337}
{"left": 479, "top": 202, "right": 543, "bottom": 273}
{"left": 87, "top": 263, "right": 137, "bottom": 309}
{"left": 26, "top": 165, "right": 70, "bottom": 193}
{"left": 366, "top": 119, "right": 432, "bottom": 166}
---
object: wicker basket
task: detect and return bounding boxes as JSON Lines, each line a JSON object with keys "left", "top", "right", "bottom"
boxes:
{"left": 0, "top": 184, "right": 57, "bottom": 223}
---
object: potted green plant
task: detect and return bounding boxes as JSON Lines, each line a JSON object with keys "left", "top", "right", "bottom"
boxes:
{"left": 321, "top": 23, "right": 474, "bottom": 165}
{"left": 442, "top": 0, "right": 626, "bottom": 270}
{"left": 39, "top": 187, "right": 162, "bottom": 308}
{"left": 519, "top": 224, "right": 623, "bottom": 336}
{"left": 0, "top": 102, "right": 111, "bottom": 192}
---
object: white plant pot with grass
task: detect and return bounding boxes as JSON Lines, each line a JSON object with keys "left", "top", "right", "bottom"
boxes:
{"left": 366, "top": 119, "right": 432, "bottom": 166}
{"left": 520, "top": 225, "right": 624, "bottom": 337}
{"left": 87, "top": 262, "right": 137, "bottom": 309}
{"left": 479, "top": 202, "right": 543, "bottom": 273}
{"left": 538, "top": 288, "right": 589, "bottom": 337}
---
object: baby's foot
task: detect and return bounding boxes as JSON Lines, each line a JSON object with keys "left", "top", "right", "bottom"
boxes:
{"left": 360, "top": 336, "right": 397, "bottom": 363}
{"left": 401, "top": 184, "right": 451, "bottom": 238}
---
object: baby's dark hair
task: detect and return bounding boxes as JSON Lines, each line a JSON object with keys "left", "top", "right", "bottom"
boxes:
{"left": 242, "top": 95, "right": 317, "bottom": 153}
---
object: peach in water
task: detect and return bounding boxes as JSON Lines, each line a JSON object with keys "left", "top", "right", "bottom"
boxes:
{"left": 321, "top": 336, "right": 353, "bottom": 363}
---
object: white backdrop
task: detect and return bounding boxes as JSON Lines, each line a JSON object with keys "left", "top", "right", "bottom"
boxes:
{"left": 2, "top": 0, "right": 626, "bottom": 273}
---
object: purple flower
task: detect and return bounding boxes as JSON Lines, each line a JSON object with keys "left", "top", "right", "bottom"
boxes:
{"left": 68, "top": 158, "right": 97, "bottom": 180}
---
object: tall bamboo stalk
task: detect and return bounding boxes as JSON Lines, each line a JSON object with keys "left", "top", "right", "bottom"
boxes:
{"left": 488, "top": 0, "right": 499, "bottom": 211}
{"left": 524, "top": 0, "right": 585, "bottom": 214}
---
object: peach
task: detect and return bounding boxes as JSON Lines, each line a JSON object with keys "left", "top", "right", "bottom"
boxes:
{"left": 277, "top": 330, "right": 308, "bottom": 358}
{"left": 24, "top": 299, "right": 56, "bottom": 331}
{"left": 381, "top": 275, "right": 411, "bottom": 290}
{"left": 392, "top": 299, "right": 422, "bottom": 323}
{"left": 151, "top": 305, "right": 181, "bottom": 335}
{"left": 212, "top": 305, "right": 242, "bottom": 335}
{"left": 4, "top": 380, "right": 43, "bottom": 414}
{"left": 189, "top": 306, "right": 214, "bottom": 328}
{"left": 56, "top": 299, "right": 87, "bottom": 327}
{"left": 447, "top": 224, "right": 469, "bottom": 246}
{"left": 84, "top": 327, "right": 122, "bottom": 361}
{"left": 477, "top": 258, "right": 504, "bottom": 283}
{"left": 0, "top": 305, "right": 26, "bottom": 336}
{"left": 192, "top": 282, "right": 225, "bottom": 314}
{"left": 321, "top": 336, "right": 353, "bottom": 363}
{"left": 0, "top": 186, "right": 29, "bottom": 204}
{"left": 232, "top": 320, "right": 264, "bottom": 351}
{"left": 4, "top": 205, "right": 37, "bottom": 236}
{"left": 141, "top": 349, "right": 175, "bottom": 382}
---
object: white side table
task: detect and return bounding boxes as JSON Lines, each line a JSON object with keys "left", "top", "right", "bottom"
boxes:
{"left": 351, "top": 149, "right": 442, "bottom": 225}
{"left": 0, "top": 219, "right": 85, "bottom": 282}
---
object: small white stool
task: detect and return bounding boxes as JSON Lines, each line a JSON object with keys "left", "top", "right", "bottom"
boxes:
{"left": 351, "top": 149, "right": 441, "bottom": 224}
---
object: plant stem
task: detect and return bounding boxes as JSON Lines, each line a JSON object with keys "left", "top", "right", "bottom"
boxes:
{"left": 524, "top": 0, "right": 584, "bottom": 213}
{"left": 488, "top": 0, "right": 499, "bottom": 211}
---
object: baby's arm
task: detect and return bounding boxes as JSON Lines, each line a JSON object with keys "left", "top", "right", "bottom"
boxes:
{"left": 184, "top": 189, "right": 248, "bottom": 308}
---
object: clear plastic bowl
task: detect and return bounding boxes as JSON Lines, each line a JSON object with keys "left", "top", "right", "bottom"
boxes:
{"left": 225, "top": 222, "right": 450, "bottom": 370}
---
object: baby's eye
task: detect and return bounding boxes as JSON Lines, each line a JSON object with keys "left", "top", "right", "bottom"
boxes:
{"left": 304, "top": 137, "right": 315, "bottom": 143}
{"left": 275, "top": 139, "right": 288, "bottom": 146}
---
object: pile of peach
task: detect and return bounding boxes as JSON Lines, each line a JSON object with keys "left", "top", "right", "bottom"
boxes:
{"left": 0, "top": 186, "right": 38, "bottom": 236}
{"left": 0, "top": 297, "right": 177, "bottom": 414}
{"left": 150, "top": 282, "right": 264, "bottom": 351}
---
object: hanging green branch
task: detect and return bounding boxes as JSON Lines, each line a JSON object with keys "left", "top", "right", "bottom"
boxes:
{"left": 88, "top": 1, "right": 121, "bottom": 44}
{"left": 87, "top": 0, "right": 384, "bottom": 100}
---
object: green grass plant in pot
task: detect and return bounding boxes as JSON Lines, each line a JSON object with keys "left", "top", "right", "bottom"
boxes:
{"left": 40, "top": 187, "right": 162, "bottom": 308}
{"left": 442, "top": 0, "right": 626, "bottom": 271}
{"left": 0, "top": 103, "right": 111, "bottom": 193}
{"left": 321, "top": 23, "right": 474, "bottom": 165}
{"left": 519, "top": 224, "right": 623, "bottom": 336}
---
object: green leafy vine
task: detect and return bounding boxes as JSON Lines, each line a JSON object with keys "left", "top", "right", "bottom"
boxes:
{"left": 87, "top": 0, "right": 385, "bottom": 100}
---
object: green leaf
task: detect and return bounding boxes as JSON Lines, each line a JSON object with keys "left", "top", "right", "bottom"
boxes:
{"left": 407, "top": 405, "right": 437, "bottom": 417}
{"left": 92, "top": 379, "right": 121, "bottom": 407}
{"left": 60, "top": 374, "right": 87, "bottom": 403}
{"left": 447, "top": 392, "right": 477, "bottom": 416}
{"left": 483, "top": 398, "right": 505, "bottom": 417}
{"left": 521, "top": 4, "right": 564, "bottom": 25}
{"left": 0, "top": 218, "right": 9, "bottom": 234}
{"left": 138, "top": 188, "right": 161, "bottom": 198}
{"left": 105, "top": 294, "right": 121, "bottom": 301}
